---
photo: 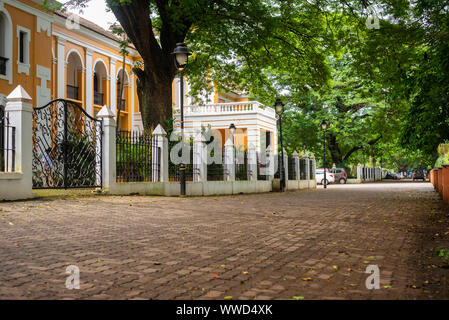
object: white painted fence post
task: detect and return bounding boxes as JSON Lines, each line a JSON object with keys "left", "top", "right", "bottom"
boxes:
{"left": 267, "top": 145, "right": 275, "bottom": 180}
{"left": 152, "top": 124, "right": 168, "bottom": 182}
{"left": 283, "top": 148, "right": 288, "bottom": 181}
{"left": 248, "top": 143, "right": 257, "bottom": 181}
{"left": 357, "top": 164, "right": 362, "bottom": 181}
{"left": 304, "top": 154, "right": 310, "bottom": 180}
{"left": 292, "top": 151, "right": 300, "bottom": 180}
{"left": 194, "top": 132, "right": 207, "bottom": 182}
{"left": 96, "top": 106, "right": 116, "bottom": 189}
{"left": 310, "top": 155, "right": 316, "bottom": 180}
{"left": 224, "top": 138, "right": 235, "bottom": 181}
{"left": 4, "top": 86, "right": 33, "bottom": 197}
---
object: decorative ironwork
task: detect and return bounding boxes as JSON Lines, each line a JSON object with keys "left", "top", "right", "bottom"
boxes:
{"left": 0, "top": 110, "right": 15, "bottom": 172}
{"left": 32, "top": 99, "right": 103, "bottom": 189}
{"left": 66, "top": 85, "right": 79, "bottom": 100}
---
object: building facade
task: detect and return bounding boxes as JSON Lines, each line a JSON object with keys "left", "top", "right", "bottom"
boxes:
{"left": 0, "top": 0, "right": 277, "bottom": 152}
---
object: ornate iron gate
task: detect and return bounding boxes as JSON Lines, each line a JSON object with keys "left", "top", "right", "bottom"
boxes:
{"left": 32, "top": 99, "right": 103, "bottom": 189}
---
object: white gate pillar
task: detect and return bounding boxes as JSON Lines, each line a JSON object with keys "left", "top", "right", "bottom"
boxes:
{"left": 5, "top": 86, "right": 33, "bottom": 198}
{"left": 193, "top": 132, "right": 207, "bottom": 182}
{"left": 96, "top": 106, "right": 116, "bottom": 189}
{"left": 224, "top": 138, "right": 235, "bottom": 181}
{"left": 292, "top": 151, "right": 300, "bottom": 180}
{"left": 152, "top": 124, "right": 168, "bottom": 182}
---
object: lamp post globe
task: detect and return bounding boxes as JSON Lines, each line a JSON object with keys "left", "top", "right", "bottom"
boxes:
{"left": 172, "top": 43, "right": 191, "bottom": 196}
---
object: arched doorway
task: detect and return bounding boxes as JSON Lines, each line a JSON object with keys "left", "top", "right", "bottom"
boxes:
{"left": 116, "top": 68, "right": 129, "bottom": 131}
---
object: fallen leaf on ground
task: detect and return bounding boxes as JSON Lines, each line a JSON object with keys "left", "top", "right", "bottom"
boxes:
{"left": 211, "top": 273, "right": 220, "bottom": 279}
{"left": 302, "top": 277, "right": 312, "bottom": 281}
{"left": 293, "top": 296, "right": 304, "bottom": 300}
{"left": 224, "top": 296, "right": 232, "bottom": 300}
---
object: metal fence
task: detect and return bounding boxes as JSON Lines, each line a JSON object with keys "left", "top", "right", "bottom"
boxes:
{"left": 116, "top": 130, "right": 156, "bottom": 182}
{"left": 309, "top": 159, "right": 314, "bottom": 180}
{"left": 169, "top": 145, "right": 194, "bottom": 181}
{"left": 235, "top": 150, "right": 248, "bottom": 181}
{"left": 0, "top": 111, "right": 15, "bottom": 172}
{"left": 288, "top": 157, "right": 296, "bottom": 180}
{"left": 207, "top": 147, "right": 225, "bottom": 181}
{"left": 299, "top": 158, "right": 307, "bottom": 180}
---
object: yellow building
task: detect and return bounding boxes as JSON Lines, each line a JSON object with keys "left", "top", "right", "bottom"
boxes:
{"left": 0, "top": 0, "right": 277, "bottom": 151}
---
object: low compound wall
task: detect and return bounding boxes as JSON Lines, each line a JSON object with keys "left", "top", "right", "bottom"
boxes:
{"left": 109, "top": 179, "right": 316, "bottom": 196}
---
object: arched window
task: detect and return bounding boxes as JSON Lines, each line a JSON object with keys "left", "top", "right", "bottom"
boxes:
{"left": 93, "top": 60, "right": 107, "bottom": 106}
{"left": 0, "top": 8, "right": 13, "bottom": 84}
{"left": 66, "top": 51, "right": 83, "bottom": 101}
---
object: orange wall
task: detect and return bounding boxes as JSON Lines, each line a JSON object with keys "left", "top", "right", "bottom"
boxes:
{"left": 0, "top": 2, "right": 52, "bottom": 105}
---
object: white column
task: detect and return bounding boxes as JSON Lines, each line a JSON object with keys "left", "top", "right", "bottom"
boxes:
{"left": 224, "top": 138, "right": 235, "bottom": 181}
{"left": 357, "top": 164, "right": 362, "bottom": 180}
{"left": 152, "top": 124, "right": 168, "bottom": 182}
{"left": 293, "top": 151, "right": 300, "bottom": 180}
{"left": 193, "top": 132, "right": 207, "bottom": 182}
{"left": 56, "top": 37, "right": 66, "bottom": 99}
{"left": 96, "top": 106, "right": 116, "bottom": 189}
{"left": 248, "top": 143, "right": 257, "bottom": 181}
{"left": 5, "top": 85, "right": 33, "bottom": 185}
{"left": 109, "top": 58, "right": 116, "bottom": 116}
{"left": 283, "top": 148, "right": 288, "bottom": 181}
{"left": 85, "top": 49, "right": 93, "bottom": 116}
{"left": 130, "top": 72, "right": 135, "bottom": 130}
{"left": 304, "top": 155, "right": 310, "bottom": 180}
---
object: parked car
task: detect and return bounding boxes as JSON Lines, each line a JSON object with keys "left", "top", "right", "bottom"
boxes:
{"left": 412, "top": 170, "right": 426, "bottom": 181}
{"left": 329, "top": 168, "right": 347, "bottom": 184}
{"left": 385, "top": 172, "right": 399, "bottom": 180}
{"left": 315, "top": 168, "right": 335, "bottom": 185}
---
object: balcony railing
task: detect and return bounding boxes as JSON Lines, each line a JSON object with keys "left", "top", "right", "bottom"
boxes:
{"left": 178, "top": 101, "right": 276, "bottom": 118}
{"left": 0, "top": 56, "right": 8, "bottom": 76}
{"left": 66, "top": 85, "right": 79, "bottom": 100}
{"left": 117, "top": 99, "right": 126, "bottom": 111}
{"left": 94, "top": 92, "right": 104, "bottom": 106}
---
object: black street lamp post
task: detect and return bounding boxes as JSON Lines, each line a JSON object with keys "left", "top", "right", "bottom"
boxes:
{"left": 275, "top": 99, "right": 285, "bottom": 192}
{"left": 172, "top": 43, "right": 191, "bottom": 197}
{"left": 362, "top": 146, "right": 366, "bottom": 181}
{"left": 321, "top": 120, "right": 328, "bottom": 189}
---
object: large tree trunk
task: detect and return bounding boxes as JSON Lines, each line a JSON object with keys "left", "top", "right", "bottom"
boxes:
{"left": 134, "top": 68, "right": 173, "bottom": 131}
{"left": 327, "top": 133, "right": 343, "bottom": 165}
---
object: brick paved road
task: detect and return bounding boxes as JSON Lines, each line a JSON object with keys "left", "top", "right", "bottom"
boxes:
{"left": 0, "top": 182, "right": 447, "bottom": 299}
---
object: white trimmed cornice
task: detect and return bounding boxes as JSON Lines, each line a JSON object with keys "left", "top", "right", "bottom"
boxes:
{"left": 3, "top": 0, "right": 53, "bottom": 22}
{"left": 53, "top": 14, "right": 138, "bottom": 57}
{"left": 53, "top": 30, "right": 136, "bottom": 67}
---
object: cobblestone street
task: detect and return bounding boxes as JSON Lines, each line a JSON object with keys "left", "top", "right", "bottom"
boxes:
{"left": 0, "top": 182, "right": 448, "bottom": 300}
